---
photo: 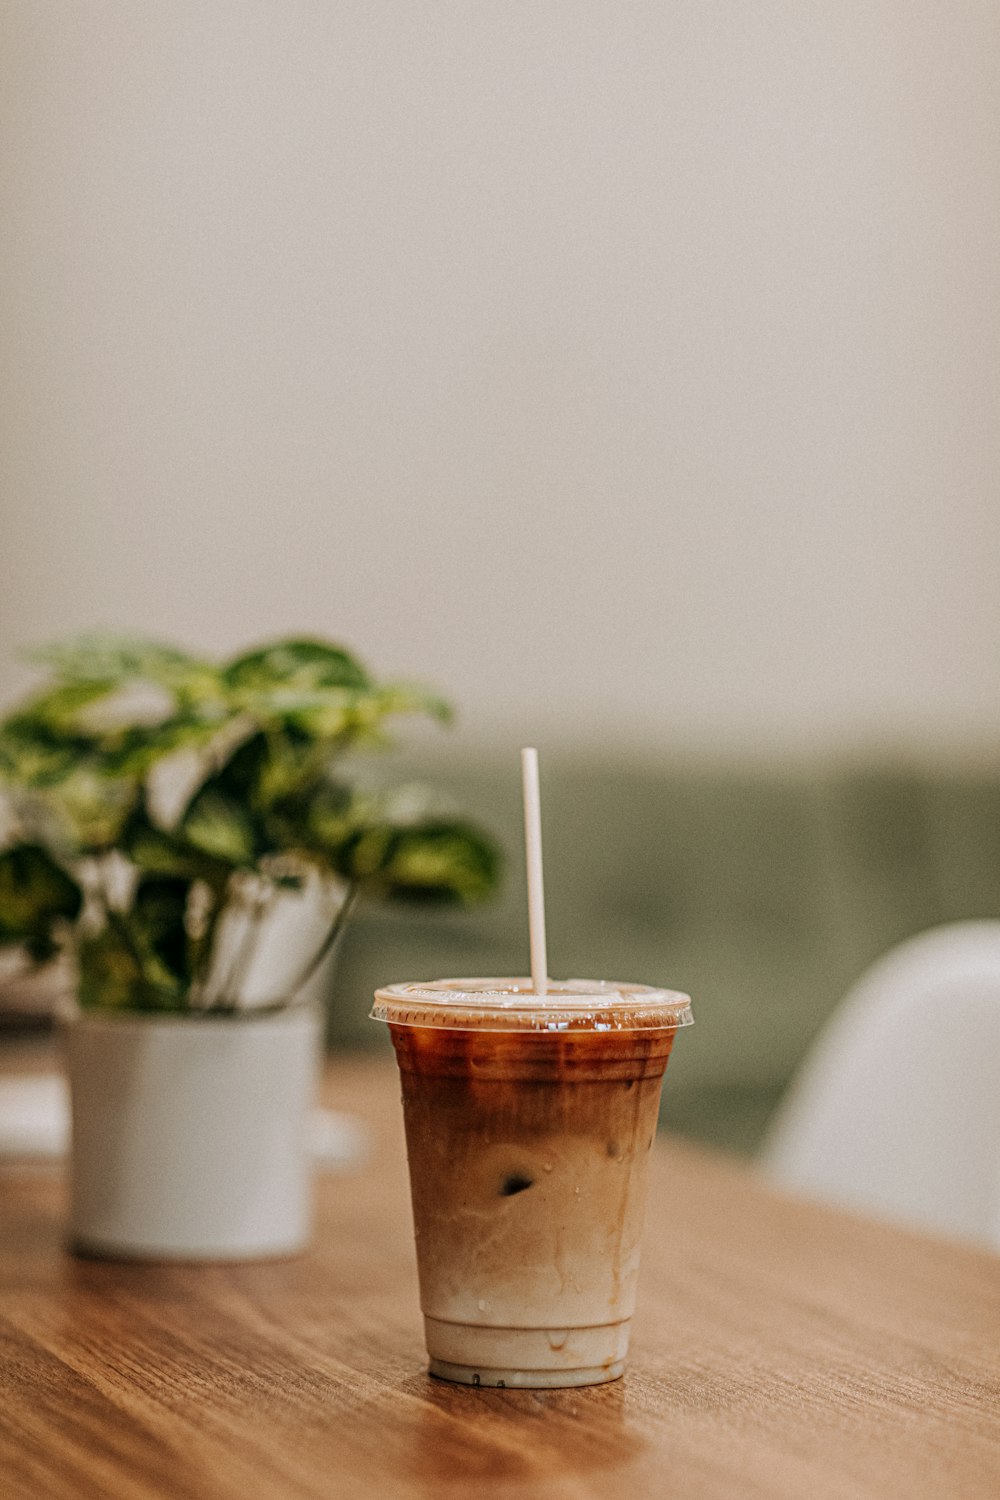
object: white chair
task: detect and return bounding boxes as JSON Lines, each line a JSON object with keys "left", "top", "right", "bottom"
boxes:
{"left": 762, "top": 921, "right": 1000, "bottom": 1250}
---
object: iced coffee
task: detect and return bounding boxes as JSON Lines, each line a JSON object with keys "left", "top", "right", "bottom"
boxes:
{"left": 372, "top": 978, "right": 692, "bottom": 1388}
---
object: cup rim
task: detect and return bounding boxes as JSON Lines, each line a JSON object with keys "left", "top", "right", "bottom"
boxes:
{"left": 371, "top": 977, "right": 693, "bottom": 1032}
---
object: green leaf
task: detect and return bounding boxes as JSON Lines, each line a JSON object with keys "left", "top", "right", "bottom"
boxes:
{"left": 29, "top": 633, "right": 208, "bottom": 688}
{"left": 222, "top": 640, "right": 400, "bottom": 746}
{"left": 271, "top": 780, "right": 354, "bottom": 859}
{"left": 329, "top": 817, "right": 500, "bottom": 905}
{"left": 238, "top": 687, "right": 358, "bottom": 741}
{"left": 207, "top": 731, "right": 272, "bottom": 802}
{"left": 277, "top": 684, "right": 453, "bottom": 742}
{"left": 0, "top": 713, "right": 139, "bottom": 850}
{"left": 24, "top": 931, "right": 61, "bottom": 964}
{"left": 223, "top": 638, "right": 370, "bottom": 693}
{"left": 221, "top": 688, "right": 454, "bottom": 759}
{"left": 0, "top": 843, "right": 82, "bottom": 947}
{"left": 22, "top": 637, "right": 228, "bottom": 762}
{"left": 122, "top": 802, "right": 232, "bottom": 888}
{"left": 76, "top": 924, "right": 183, "bottom": 1011}
{"left": 332, "top": 824, "right": 394, "bottom": 883}
{"left": 99, "top": 710, "right": 233, "bottom": 777}
{"left": 77, "top": 927, "right": 145, "bottom": 1009}
{"left": 131, "top": 875, "right": 190, "bottom": 984}
{"left": 181, "top": 787, "right": 259, "bottom": 867}
{"left": 0, "top": 716, "right": 90, "bottom": 788}
{"left": 188, "top": 732, "right": 346, "bottom": 855}
{"left": 372, "top": 683, "right": 454, "bottom": 726}
{"left": 5, "top": 679, "right": 118, "bottom": 733}
{"left": 304, "top": 779, "right": 356, "bottom": 835}
{"left": 41, "top": 763, "right": 139, "bottom": 851}
{"left": 378, "top": 820, "right": 501, "bottom": 905}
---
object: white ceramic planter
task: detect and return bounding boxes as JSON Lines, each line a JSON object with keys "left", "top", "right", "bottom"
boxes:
{"left": 66, "top": 1004, "right": 320, "bottom": 1261}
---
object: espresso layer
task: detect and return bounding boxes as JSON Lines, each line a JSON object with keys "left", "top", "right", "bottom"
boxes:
{"left": 390, "top": 1023, "right": 676, "bottom": 1084}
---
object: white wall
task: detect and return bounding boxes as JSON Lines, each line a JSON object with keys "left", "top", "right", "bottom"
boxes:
{"left": 2, "top": 2, "right": 998, "bottom": 755}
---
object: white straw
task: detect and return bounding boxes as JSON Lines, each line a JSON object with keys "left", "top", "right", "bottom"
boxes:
{"left": 521, "top": 747, "right": 548, "bottom": 996}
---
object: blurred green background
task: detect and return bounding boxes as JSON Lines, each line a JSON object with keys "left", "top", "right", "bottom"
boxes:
{"left": 329, "top": 749, "right": 1000, "bottom": 1156}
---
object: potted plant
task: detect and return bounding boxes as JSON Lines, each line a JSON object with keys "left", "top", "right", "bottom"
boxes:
{"left": 0, "top": 634, "right": 499, "bottom": 1260}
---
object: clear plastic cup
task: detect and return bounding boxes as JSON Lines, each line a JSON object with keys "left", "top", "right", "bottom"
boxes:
{"left": 372, "top": 977, "right": 693, "bottom": 1388}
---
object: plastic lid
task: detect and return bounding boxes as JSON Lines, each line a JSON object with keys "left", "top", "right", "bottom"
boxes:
{"left": 371, "top": 977, "right": 693, "bottom": 1033}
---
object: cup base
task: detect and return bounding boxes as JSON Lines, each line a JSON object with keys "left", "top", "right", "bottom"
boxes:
{"left": 423, "top": 1314, "right": 631, "bottom": 1389}
{"left": 429, "top": 1357, "right": 625, "bottom": 1389}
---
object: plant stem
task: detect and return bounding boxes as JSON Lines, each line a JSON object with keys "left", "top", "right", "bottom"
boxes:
{"left": 210, "top": 885, "right": 273, "bottom": 1010}
{"left": 88, "top": 856, "right": 150, "bottom": 985}
{"left": 283, "top": 883, "right": 358, "bottom": 1005}
{"left": 186, "top": 882, "right": 226, "bottom": 1007}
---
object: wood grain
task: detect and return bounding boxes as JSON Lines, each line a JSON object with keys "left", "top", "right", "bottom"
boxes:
{"left": 1, "top": 1053, "right": 999, "bottom": 1500}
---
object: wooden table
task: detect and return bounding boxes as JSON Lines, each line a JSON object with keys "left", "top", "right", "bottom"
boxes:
{"left": 2, "top": 1054, "right": 999, "bottom": 1500}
